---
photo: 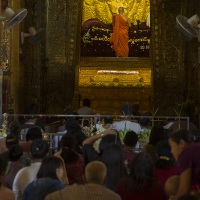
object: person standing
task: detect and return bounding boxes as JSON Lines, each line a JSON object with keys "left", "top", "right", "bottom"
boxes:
{"left": 110, "top": 7, "right": 131, "bottom": 57}
{"left": 77, "top": 98, "right": 96, "bottom": 116}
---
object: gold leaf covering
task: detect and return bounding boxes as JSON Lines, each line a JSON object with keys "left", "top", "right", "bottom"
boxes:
{"left": 82, "top": 0, "right": 150, "bottom": 25}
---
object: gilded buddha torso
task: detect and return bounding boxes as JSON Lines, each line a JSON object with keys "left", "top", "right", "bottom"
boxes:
{"left": 82, "top": 0, "right": 150, "bottom": 25}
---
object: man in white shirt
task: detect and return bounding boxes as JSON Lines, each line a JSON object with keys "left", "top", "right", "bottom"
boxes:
{"left": 20, "top": 117, "right": 43, "bottom": 140}
{"left": 13, "top": 139, "right": 49, "bottom": 200}
{"left": 77, "top": 99, "right": 96, "bottom": 115}
{"left": 111, "top": 120, "right": 142, "bottom": 148}
{"left": 111, "top": 120, "right": 142, "bottom": 134}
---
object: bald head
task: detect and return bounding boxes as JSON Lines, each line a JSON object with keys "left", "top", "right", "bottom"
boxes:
{"left": 85, "top": 161, "right": 107, "bottom": 184}
{"left": 118, "top": 7, "right": 124, "bottom": 14}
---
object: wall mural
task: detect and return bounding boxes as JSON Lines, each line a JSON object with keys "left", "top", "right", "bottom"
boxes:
{"left": 81, "top": 0, "right": 150, "bottom": 57}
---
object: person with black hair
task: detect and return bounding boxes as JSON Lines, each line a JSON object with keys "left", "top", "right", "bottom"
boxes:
{"left": 55, "top": 134, "right": 84, "bottom": 185}
{"left": 168, "top": 129, "right": 200, "bottom": 198}
{"left": 116, "top": 152, "right": 167, "bottom": 200}
{"left": 0, "top": 158, "right": 14, "bottom": 200}
{"left": 9, "top": 121, "right": 21, "bottom": 138}
{"left": 77, "top": 98, "right": 96, "bottom": 115}
{"left": 22, "top": 156, "right": 65, "bottom": 200}
{"left": 139, "top": 112, "right": 152, "bottom": 136}
{"left": 20, "top": 114, "right": 43, "bottom": 141}
{"left": 82, "top": 128, "right": 121, "bottom": 165}
{"left": 19, "top": 127, "right": 43, "bottom": 153}
{"left": 45, "top": 161, "right": 121, "bottom": 200}
{"left": 103, "top": 115, "right": 113, "bottom": 129}
{"left": 3, "top": 145, "right": 25, "bottom": 189}
{"left": 145, "top": 124, "right": 167, "bottom": 161}
{"left": 0, "top": 134, "right": 19, "bottom": 161}
{"left": 13, "top": 139, "right": 49, "bottom": 200}
{"left": 53, "top": 117, "right": 86, "bottom": 152}
{"left": 123, "top": 131, "right": 138, "bottom": 173}
{"left": 65, "top": 121, "right": 87, "bottom": 154}
{"left": 155, "top": 140, "right": 178, "bottom": 188}
{"left": 102, "top": 144, "right": 127, "bottom": 191}
{"left": 0, "top": 134, "right": 31, "bottom": 171}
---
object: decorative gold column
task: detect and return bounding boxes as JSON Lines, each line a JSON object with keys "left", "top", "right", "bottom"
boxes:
{"left": 150, "top": 0, "right": 187, "bottom": 115}
{"left": 44, "top": 0, "right": 82, "bottom": 113}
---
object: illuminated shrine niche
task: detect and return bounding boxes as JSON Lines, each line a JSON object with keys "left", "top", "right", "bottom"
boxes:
{"left": 81, "top": 0, "right": 150, "bottom": 57}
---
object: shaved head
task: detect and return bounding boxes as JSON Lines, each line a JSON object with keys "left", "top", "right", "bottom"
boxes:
{"left": 118, "top": 7, "right": 124, "bottom": 14}
{"left": 85, "top": 161, "right": 107, "bottom": 184}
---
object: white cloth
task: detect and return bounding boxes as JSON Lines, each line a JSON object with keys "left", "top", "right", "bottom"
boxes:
{"left": 53, "top": 131, "right": 67, "bottom": 149}
{"left": 111, "top": 120, "right": 142, "bottom": 134}
{"left": 111, "top": 120, "right": 142, "bottom": 149}
{"left": 77, "top": 106, "right": 95, "bottom": 115}
{"left": 20, "top": 122, "right": 44, "bottom": 140}
{"left": 163, "top": 122, "right": 174, "bottom": 129}
{"left": 13, "top": 162, "right": 41, "bottom": 200}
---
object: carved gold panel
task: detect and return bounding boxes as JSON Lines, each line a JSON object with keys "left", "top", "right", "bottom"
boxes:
{"left": 79, "top": 68, "right": 151, "bottom": 88}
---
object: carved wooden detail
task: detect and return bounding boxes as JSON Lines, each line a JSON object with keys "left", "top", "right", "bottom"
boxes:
{"left": 22, "top": 0, "right": 46, "bottom": 112}
{"left": 150, "top": 0, "right": 188, "bottom": 115}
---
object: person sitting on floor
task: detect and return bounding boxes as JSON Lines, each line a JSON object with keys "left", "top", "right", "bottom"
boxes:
{"left": 168, "top": 129, "right": 200, "bottom": 198}
{"left": 55, "top": 134, "right": 84, "bottom": 185}
{"left": 111, "top": 119, "right": 141, "bottom": 149}
{"left": 0, "top": 158, "right": 14, "bottom": 200}
{"left": 0, "top": 134, "right": 31, "bottom": 165}
{"left": 82, "top": 128, "right": 120, "bottom": 165}
{"left": 116, "top": 152, "right": 167, "bottom": 200}
{"left": 3, "top": 145, "right": 29, "bottom": 189}
{"left": 13, "top": 139, "right": 49, "bottom": 200}
{"left": 19, "top": 127, "right": 43, "bottom": 154}
{"left": 20, "top": 116, "right": 43, "bottom": 141}
{"left": 22, "top": 156, "right": 65, "bottom": 200}
{"left": 155, "top": 140, "right": 178, "bottom": 189}
{"left": 0, "top": 134, "right": 18, "bottom": 161}
{"left": 123, "top": 131, "right": 138, "bottom": 173}
{"left": 44, "top": 161, "right": 121, "bottom": 200}
{"left": 102, "top": 144, "right": 127, "bottom": 191}
{"left": 145, "top": 124, "right": 167, "bottom": 161}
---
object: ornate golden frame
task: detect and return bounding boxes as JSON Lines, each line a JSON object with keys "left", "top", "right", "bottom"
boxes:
{"left": 78, "top": 1, "right": 152, "bottom": 113}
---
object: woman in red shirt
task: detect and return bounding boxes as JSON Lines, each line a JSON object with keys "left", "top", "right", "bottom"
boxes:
{"left": 116, "top": 152, "right": 167, "bottom": 200}
{"left": 168, "top": 129, "right": 200, "bottom": 198}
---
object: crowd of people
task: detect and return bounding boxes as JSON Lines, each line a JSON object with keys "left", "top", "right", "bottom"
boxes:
{"left": 0, "top": 100, "right": 200, "bottom": 200}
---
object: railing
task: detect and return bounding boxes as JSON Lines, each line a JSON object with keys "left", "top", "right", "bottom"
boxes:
{"left": 2, "top": 113, "right": 190, "bottom": 151}
{"left": 2, "top": 113, "right": 190, "bottom": 131}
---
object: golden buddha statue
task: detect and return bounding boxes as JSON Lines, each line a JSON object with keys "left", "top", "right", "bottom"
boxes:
{"left": 82, "top": 0, "right": 150, "bottom": 25}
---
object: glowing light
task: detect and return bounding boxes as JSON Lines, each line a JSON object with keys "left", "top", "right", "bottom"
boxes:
{"left": 97, "top": 70, "right": 139, "bottom": 75}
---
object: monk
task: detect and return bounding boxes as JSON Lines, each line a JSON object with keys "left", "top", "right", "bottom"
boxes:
{"left": 110, "top": 7, "right": 131, "bottom": 57}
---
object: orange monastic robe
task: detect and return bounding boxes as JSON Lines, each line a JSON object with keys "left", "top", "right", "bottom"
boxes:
{"left": 110, "top": 14, "right": 129, "bottom": 57}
